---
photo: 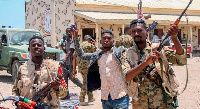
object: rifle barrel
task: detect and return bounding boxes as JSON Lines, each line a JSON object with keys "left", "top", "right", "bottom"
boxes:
{"left": 158, "top": 0, "right": 193, "bottom": 51}
{"left": 178, "top": 0, "right": 193, "bottom": 21}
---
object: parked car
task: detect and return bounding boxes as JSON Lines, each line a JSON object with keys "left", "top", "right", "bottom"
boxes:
{"left": 168, "top": 43, "right": 192, "bottom": 58}
{"left": 0, "top": 28, "right": 64, "bottom": 81}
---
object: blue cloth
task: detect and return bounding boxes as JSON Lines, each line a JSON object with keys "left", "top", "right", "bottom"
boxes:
{"left": 101, "top": 94, "right": 129, "bottom": 109}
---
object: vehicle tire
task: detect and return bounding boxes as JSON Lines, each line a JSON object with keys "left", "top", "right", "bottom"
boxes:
{"left": 12, "top": 60, "right": 20, "bottom": 82}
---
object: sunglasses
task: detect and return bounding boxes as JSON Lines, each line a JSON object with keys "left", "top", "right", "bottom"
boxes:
{"left": 130, "top": 19, "right": 146, "bottom": 26}
{"left": 101, "top": 29, "right": 112, "bottom": 33}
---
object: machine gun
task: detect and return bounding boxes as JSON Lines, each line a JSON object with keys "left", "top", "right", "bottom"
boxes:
{"left": 31, "top": 67, "right": 69, "bottom": 102}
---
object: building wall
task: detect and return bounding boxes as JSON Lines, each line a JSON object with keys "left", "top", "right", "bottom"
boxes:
{"left": 25, "top": 0, "right": 75, "bottom": 46}
{"left": 76, "top": 21, "right": 127, "bottom": 46}
{"left": 25, "top": 0, "right": 200, "bottom": 51}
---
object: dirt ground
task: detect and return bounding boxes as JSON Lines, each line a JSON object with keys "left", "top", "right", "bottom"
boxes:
{"left": 0, "top": 57, "right": 200, "bottom": 109}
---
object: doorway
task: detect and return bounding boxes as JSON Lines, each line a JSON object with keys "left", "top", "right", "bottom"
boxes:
{"left": 82, "top": 28, "right": 95, "bottom": 40}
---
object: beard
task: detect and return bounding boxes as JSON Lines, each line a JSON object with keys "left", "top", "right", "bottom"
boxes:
{"left": 103, "top": 46, "right": 112, "bottom": 50}
{"left": 134, "top": 36, "right": 145, "bottom": 45}
{"left": 135, "top": 40, "right": 145, "bottom": 44}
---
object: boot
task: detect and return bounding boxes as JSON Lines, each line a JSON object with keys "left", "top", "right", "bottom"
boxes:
{"left": 88, "top": 92, "right": 95, "bottom": 102}
{"left": 79, "top": 102, "right": 89, "bottom": 106}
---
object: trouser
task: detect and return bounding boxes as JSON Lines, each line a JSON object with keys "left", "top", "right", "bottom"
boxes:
{"left": 79, "top": 68, "right": 93, "bottom": 102}
{"left": 101, "top": 94, "right": 129, "bottom": 109}
{"left": 63, "top": 65, "right": 83, "bottom": 96}
{"left": 132, "top": 86, "right": 175, "bottom": 109}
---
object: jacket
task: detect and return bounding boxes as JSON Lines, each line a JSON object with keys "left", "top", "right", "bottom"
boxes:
{"left": 74, "top": 37, "right": 130, "bottom": 91}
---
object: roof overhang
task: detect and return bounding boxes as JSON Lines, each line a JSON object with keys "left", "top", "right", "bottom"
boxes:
{"left": 74, "top": 11, "right": 200, "bottom": 25}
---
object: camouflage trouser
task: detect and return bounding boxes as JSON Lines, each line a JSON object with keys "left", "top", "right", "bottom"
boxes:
{"left": 132, "top": 86, "right": 175, "bottom": 109}
{"left": 79, "top": 68, "right": 94, "bottom": 102}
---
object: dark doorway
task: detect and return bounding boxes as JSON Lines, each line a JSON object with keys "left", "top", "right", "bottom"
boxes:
{"left": 154, "top": 29, "right": 163, "bottom": 38}
{"left": 198, "top": 29, "right": 200, "bottom": 45}
{"left": 82, "top": 28, "right": 95, "bottom": 40}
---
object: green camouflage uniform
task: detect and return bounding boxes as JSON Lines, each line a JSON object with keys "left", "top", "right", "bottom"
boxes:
{"left": 115, "top": 34, "right": 133, "bottom": 48}
{"left": 127, "top": 42, "right": 186, "bottom": 109}
{"left": 76, "top": 41, "right": 96, "bottom": 102}
{"left": 12, "top": 59, "right": 67, "bottom": 109}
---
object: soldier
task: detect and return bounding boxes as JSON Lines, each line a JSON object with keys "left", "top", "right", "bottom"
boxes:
{"left": 73, "top": 35, "right": 97, "bottom": 106}
{"left": 60, "top": 28, "right": 83, "bottom": 99}
{"left": 12, "top": 35, "right": 67, "bottom": 109}
{"left": 115, "top": 25, "right": 133, "bottom": 48}
{"left": 126, "top": 19, "right": 186, "bottom": 108}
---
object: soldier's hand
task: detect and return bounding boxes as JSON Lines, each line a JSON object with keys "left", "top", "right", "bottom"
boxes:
{"left": 167, "top": 24, "right": 178, "bottom": 39}
{"left": 72, "top": 69, "right": 77, "bottom": 78}
{"left": 71, "top": 22, "right": 78, "bottom": 38}
{"left": 145, "top": 51, "right": 161, "bottom": 65}
{"left": 60, "top": 43, "right": 64, "bottom": 48}
{"left": 72, "top": 69, "right": 77, "bottom": 75}
{"left": 53, "top": 78, "right": 61, "bottom": 90}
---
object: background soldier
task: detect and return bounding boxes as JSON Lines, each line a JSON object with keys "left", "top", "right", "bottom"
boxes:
{"left": 12, "top": 35, "right": 67, "bottom": 109}
{"left": 60, "top": 28, "right": 83, "bottom": 99}
{"left": 73, "top": 35, "right": 97, "bottom": 106}
{"left": 115, "top": 25, "right": 133, "bottom": 48}
{"left": 126, "top": 19, "right": 186, "bottom": 109}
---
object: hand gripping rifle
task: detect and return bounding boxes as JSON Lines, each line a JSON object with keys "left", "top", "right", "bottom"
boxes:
{"left": 31, "top": 67, "right": 69, "bottom": 102}
{"left": 157, "top": 0, "right": 193, "bottom": 52}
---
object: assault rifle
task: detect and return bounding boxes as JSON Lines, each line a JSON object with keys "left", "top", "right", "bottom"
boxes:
{"left": 148, "top": 0, "right": 193, "bottom": 97}
{"left": 31, "top": 68, "right": 69, "bottom": 102}
{"left": 148, "top": 0, "right": 193, "bottom": 74}
{"left": 147, "top": 21, "right": 158, "bottom": 32}
{"left": 0, "top": 95, "right": 51, "bottom": 109}
{"left": 157, "top": 0, "right": 193, "bottom": 52}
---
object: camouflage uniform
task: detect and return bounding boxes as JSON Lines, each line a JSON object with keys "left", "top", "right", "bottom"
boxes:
{"left": 127, "top": 42, "right": 186, "bottom": 109}
{"left": 12, "top": 59, "right": 67, "bottom": 109}
{"left": 115, "top": 34, "right": 133, "bottom": 48}
{"left": 76, "top": 41, "right": 96, "bottom": 102}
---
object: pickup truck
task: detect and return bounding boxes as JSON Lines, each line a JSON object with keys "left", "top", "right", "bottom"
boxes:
{"left": 0, "top": 28, "right": 64, "bottom": 81}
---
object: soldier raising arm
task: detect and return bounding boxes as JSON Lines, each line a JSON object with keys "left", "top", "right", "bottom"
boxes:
{"left": 126, "top": 19, "right": 186, "bottom": 109}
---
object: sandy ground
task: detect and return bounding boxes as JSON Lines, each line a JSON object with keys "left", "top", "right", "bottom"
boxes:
{"left": 0, "top": 57, "right": 200, "bottom": 109}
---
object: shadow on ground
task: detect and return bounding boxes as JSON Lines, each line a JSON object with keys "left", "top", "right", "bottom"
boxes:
{"left": 0, "top": 75, "right": 13, "bottom": 85}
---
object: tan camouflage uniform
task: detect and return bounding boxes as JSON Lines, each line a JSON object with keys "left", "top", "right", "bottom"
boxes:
{"left": 76, "top": 41, "right": 96, "bottom": 102}
{"left": 115, "top": 34, "right": 133, "bottom": 48}
{"left": 127, "top": 42, "right": 186, "bottom": 109}
{"left": 12, "top": 59, "right": 67, "bottom": 109}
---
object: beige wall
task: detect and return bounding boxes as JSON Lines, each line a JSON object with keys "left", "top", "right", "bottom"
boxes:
{"left": 25, "top": 0, "right": 75, "bottom": 46}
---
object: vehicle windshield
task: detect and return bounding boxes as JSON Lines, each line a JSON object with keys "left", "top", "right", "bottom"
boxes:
{"left": 8, "top": 30, "right": 41, "bottom": 45}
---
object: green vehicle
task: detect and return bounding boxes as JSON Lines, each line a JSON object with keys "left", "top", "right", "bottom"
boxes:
{"left": 0, "top": 28, "right": 64, "bottom": 81}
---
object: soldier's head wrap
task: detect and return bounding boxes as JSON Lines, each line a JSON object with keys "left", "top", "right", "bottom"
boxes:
{"left": 130, "top": 19, "right": 147, "bottom": 29}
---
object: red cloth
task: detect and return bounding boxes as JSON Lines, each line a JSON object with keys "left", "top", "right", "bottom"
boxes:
{"left": 58, "top": 67, "right": 67, "bottom": 88}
